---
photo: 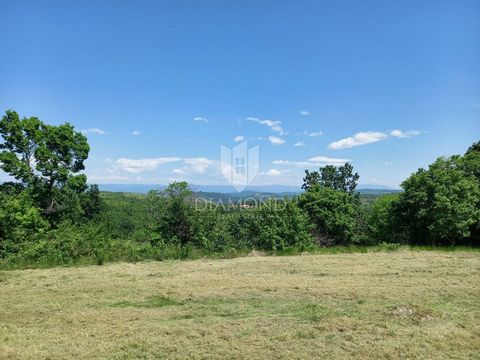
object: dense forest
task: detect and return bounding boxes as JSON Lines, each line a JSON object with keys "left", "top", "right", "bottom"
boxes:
{"left": 1, "top": 110, "right": 479, "bottom": 268}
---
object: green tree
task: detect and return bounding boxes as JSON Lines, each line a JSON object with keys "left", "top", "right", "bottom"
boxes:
{"left": 302, "top": 163, "right": 359, "bottom": 195}
{"left": 298, "top": 185, "right": 359, "bottom": 245}
{"left": 300, "top": 162, "right": 360, "bottom": 245}
{"left": 0, "top": 110, "right": 43, "bottom": 183}
{"left": 0, "top": 110, "right": 99, "bottom": 221}
{"left": 462, "top": 141, "right": 480, "bottom": 182}
{"left": 148, "top": 182, "right": 196, "bottom": 246}
{"left": 253, "top": 198, "right": 313, "bottom": 250}
{"left": 392, "top": 154, "right": 480, "bottom": 245}
{"left": 0, "top": 111, "right": 89, "bottom": 190}
{"left": 0, "top": 189, "right": 48, "bottom": 258}
{"left": 366, "top": 193, "right": 400, "bottom": 244}
{"left": 226, "top": 212, "right": 258, "bottom": 249}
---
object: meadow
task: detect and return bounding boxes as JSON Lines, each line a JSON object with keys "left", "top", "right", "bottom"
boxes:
{"left": 1, "top": 250, "right": 479, "bottom": 359}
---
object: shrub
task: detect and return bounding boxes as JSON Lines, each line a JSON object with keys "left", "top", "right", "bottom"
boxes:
{"left": 3, "top": 222, "right": 113, "bottom": 267}
{"left": 298, "top": 186, "right": 359, "bottom": 245}
{"left": 253, "top": 198, "right": 314, "bottom": 250}
{"left": 0, "top": 190, "right": 48, "bottom": 258}
{"left": 366, "top": 194, "right": 400, "bottom": 244}
{"left": 392, "top": 156, "right": 480, "bottom": 245}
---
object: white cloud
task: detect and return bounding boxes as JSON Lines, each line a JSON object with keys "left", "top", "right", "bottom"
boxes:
{"left": 308, "top": 156, "right": 350, "bottom": 164}
{"left": 182, "top": 158, "right": 215, "bottom": 173}
{"left": 268, "top": 135, "right": 285, "bottom": 145}
{"left": 328, "top": 131, "right": 388, "bottom": 149}
{"left": 390, "top": 129, "right": 420, "bottom": 138}
{"left": 82, "top": 128, "right": 107, "bottom": 135}
{"left": 298, "top": 130, "right": 323, "bottom": 137}
{"left": 132, "top": 130, "right": 141, "bottom": 136}
{"left": 114, "top": 156, "right": 216, "bottom": 175}
{"left": 273, "top": 155, "right": 350, "bottom": 167}
{"left": 272, "top": 160, "right": 299, "bottom": 165}
{"left": 116, "top": 157, "right": 182, "bottom": 173}
{"left": 193, "top": 117, "right": 208, "bottom": 123}
{"left": 247, "top": 117, "right": 285, "bottom": 135}
{"left": 234, "top": 135, "right": 245, "bottom": 142}
{"left": 294, "top": 142, "right": 305, "bottom": 147}
{"left": 265, "top": 169, "right": 282, "bottom": 176}
{"left": 87, "top": 174, "right": 133, "bottom": 182}
{"left": 385, "top": 161, "right": 394, "bottom": 166}
{"left": 299, "top": 110, "right": 310, "bottom": 116}
{"left": 329, "top": 129, "right": 422, "bottom": 150}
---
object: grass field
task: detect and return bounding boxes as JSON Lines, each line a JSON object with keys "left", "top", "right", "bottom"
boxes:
{"left": 1, "top": 251, "right": 479, "bottom": 359}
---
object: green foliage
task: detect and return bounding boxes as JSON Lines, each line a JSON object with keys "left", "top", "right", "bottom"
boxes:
{"left": 80, "top": 185, "right": 104, "bottom": 219}
{"left": 0, "top": 110, "right": 98, "bottom": 223}
{"left": 462, "top": 141, "right": 480, "bottom": 182}
{"left": 299, "top": 185, "right": 360, "bottom": 245}
{"left": 148, "top": 182, "right": 196, "bottom": 246}
{"left": 392, "top": 154, "right": 480, "bottom": 245}
{"left": 252, "top": 198, "right": 314, "bottom": 250}
{"left": 365, "top": 194, "right": 400, "bottom": 244}
{"left": 0, "top": 189, "right": 48, "bottom": 258}
{"left": 225, "top": 212, "right": 258, "bottom": 249}
{"left": 0, "top": 110, "right": 89, "bottom": 190}
{"left": 0, "top": 110, "right": 43, "bottom": 183}
{"left": 1, "top": 115, "right": 479, "bottom": 270}
{"left": 302, "top": 162, "right": 359, "bottom": 195}
{"left": 2, "top": 222, "right": 112, "bottom": 267}
{"left": 97, "top": 192, "right": 152, "bottom": 241}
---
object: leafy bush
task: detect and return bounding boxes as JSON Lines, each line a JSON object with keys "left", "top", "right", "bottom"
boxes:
{"left": 148, "top": 182, "right": 197, "bottom": 246}
{"left": 0, "top": 190, "right": 48, "bottom": 258}
{"left": 392, "top": 156, "right": 480, "bottom": 245}
{"left": 252, "top": 198, "right": 314, "bottom": 250}
{"left": 298, "top": 185, "right": 360, "bottom": 245}
{"left": 225, "top": 212, "right": 258, "bottom": 249}
{"left": 4, "top": 222, "right": 112, "bottom": 267}
{"left": 365, "top": 194, "right": 400, "bottom": 244}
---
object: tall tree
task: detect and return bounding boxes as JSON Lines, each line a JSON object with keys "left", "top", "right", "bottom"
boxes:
{"left": 0, "top": 110, "right": 98, "bottom": 220}
{"left": 148, "top": 182, "right": 196, "bottom": 246}
{"left": 392, "top": 152, "right": 480, "bottom": 245}
{"left": 302, "top": 163, "right": 359, "bottom": 195}
{"left": 298, "top": 185, "right": 359, "bottom": 245}
{"left": 0, "top": 110, "right": 89, "bottom": 192}
{"left": 0, "top": 110, "right": 43, "bottom": 183}
{"left": 463, "top": 140, "right": 480, "bottom": 181}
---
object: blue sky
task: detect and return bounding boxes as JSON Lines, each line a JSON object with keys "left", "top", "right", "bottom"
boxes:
{"left": 1, "top": 0, "right": 479, "bottom": 188}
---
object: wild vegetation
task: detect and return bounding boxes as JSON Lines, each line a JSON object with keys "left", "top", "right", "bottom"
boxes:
{"left": 0, "top": 110, "right": 479, "bottom": 269}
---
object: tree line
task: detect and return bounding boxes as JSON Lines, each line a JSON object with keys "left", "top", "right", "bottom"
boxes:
{"left": 0, "top": 111, "right": 479, "bottom": 268}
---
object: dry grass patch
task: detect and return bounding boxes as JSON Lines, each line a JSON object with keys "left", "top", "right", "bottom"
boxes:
{"left": 0, "top": 251, "right": 479, "bottom": 359}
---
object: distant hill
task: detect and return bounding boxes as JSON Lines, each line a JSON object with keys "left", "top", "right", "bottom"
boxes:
{"left": 193, "top": 191, "right": 298, "bottom": 205}
{"left": 98, "top": 183, "right": 402, "bottom": 205}
{"left": 97, "top": 183, "right": 400, "bottom": 194}
{"left": 97, "top": 184, "right": 301, "bottom": 194}
{"left": 97, "top": 184, "right": 165, "bottom": 193}
{"left": 357, "top": 189, "right": 402, "bottom": 195}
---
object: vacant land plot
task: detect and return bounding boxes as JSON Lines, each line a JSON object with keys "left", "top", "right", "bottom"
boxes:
{"left": 1, "top": 251, "right": 479, "bottom": 359}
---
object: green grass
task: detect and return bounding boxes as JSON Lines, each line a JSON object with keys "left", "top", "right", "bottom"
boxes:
{"left": 3, "top": 242, "right": 478, "bottom": 271}
{"left": 1, "top": 250, "right": 479, "bottom": 359}
{"left": 113, "top": 295, "right": 180, "bottom": 308}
